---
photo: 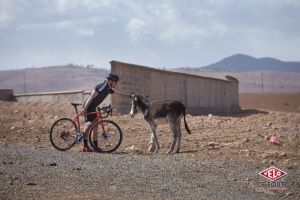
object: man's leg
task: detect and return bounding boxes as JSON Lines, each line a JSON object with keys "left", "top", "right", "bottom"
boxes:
{"left": 83, "top": 109, "right": 96, "bottom": 152}
{"left": 92, "top": 124, "right": 99, "bottom": 150}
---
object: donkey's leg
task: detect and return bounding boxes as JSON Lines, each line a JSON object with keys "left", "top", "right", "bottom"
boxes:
{"left": 147, "top": 120, "right": 160, "bottom": 153}
{"left": 167, "top": 118, "right": 178, "bottom": 154}
{"left": 175, "top": 115, "right": 183, "bottom": 153}
{"left": 175, "top": 124, "right": 182, "bottom": 153}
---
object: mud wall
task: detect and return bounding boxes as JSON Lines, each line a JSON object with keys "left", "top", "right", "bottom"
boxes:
{"left": 111, "top": 61, "right": 239, "bottom": 115}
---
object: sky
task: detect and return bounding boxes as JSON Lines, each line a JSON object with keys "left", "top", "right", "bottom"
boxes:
{"left": 0, "top": 0, "right": 300, "bottom": 70}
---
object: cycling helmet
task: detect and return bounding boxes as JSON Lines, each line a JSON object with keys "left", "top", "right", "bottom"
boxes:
{"left": 107, "top": 73, "right": 119, "bottom": 82}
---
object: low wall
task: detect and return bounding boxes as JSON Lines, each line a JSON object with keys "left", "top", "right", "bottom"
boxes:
{"left": 14, "top": 90, "right": 111, "bottom": 106}
{"left": 15, "top": 90, "right": 85, "bottom": 103}
{"left": 111, "top": 61, "right": 240, "bottom": 115}
{"left": 0, "top": 89, "right": 15, "bottom": 101}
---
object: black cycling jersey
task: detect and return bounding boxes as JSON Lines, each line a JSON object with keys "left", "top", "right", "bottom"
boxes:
{"left": 85, "top": 80, "right": 115, "bottom": 122}
{"left": 87, "top": 80, "right": 115, "bottom": 109}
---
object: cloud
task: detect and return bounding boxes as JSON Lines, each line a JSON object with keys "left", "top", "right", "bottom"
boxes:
{"left": 123, "top": 1, "right": 230, "bottom": 44}
{"left": 16, "top": 20, "right": 74, "bottom": 31}
{"left": 76, "top": 29, "right": 95, "bottom": 37}
{"left": 0, "top": 0, "right": 15, "bottom": 28}
{"left": 1, "top": 0, "right": 300, "bottom": 69}
{"left": 125, "top": 18, "right": 147, "bottom": 42}
{"left": 53, "top": 0, "right": 112, "bottom": 13}
{"left": 159, "top": 23, "right": 207, "bottom": 44}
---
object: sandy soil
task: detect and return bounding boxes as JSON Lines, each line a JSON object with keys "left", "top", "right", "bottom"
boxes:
{"left": 0, "top": 96, "right": 299, "bottom": 166}
{"left": 240, "top": 93, "right": 300, "bottom": 113}
{"left": 0, "top": 94, "right": 299, "bottom": 199}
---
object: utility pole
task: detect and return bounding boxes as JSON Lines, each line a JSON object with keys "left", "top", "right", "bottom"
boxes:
{"left": 261, "top": 72, "right": 264, "bottom": 93}
{"left": 23, "top": 69, "right": 27, "bottom": 94}
{"left": 34, "top": 77, "right": 37, "bottom": 93}
{"left": 271, "top": 75, "right": 274, "bottom": 93}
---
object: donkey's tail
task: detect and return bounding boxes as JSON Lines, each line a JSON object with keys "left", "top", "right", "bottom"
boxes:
{"left": 183, "top": 109, "right": 191, "bottom": 134}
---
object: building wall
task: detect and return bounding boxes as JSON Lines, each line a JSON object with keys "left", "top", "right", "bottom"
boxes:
{"left": 111, "top": 61, "right": 240, "bottom": 115}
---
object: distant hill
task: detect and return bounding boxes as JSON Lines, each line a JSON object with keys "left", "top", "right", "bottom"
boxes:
{"left": 0, "top": 65, "right": 109, "bottom": 94}
{"left": 199, "top": 54, "right": 300, "bottom": 72}
{"left": 1, "top": 58, "right": 300, "bottom": 94}
{"left": 173, "top": 54, "right": 300, "bottom": 93}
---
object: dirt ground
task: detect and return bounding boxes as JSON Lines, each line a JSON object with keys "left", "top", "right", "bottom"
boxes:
{"left": 0, "top": 93, "right": 299, "bottom": 199}
{"left": 240, "top": 93, "right": 300, "bottom": 113}
{"left": 0, "top": 93, "right": 299, "bottom": 166}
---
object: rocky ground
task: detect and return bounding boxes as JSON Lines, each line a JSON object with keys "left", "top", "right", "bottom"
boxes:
{"left": 0, "top": 97, "right": 299, "bottom": 199}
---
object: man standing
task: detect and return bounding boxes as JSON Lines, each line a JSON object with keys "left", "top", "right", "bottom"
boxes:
{"left": 80, "top": 73, "right": 122, "bottom": 152}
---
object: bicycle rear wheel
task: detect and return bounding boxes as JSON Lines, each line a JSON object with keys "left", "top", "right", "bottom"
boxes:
{"left": 88, "top": 120, "right": 122, "bottom": 153}
{"left": 49, "top": 118, "right": 78, "bottom": 151}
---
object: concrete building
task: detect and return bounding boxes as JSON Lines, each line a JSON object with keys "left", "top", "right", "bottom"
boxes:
{"left": 111, "top": 61, "right": 240, "bottom": 115}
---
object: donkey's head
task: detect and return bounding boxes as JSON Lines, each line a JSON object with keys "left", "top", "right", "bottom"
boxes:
{"left": 129, "top": 95, "right": 149, "bottom": 118}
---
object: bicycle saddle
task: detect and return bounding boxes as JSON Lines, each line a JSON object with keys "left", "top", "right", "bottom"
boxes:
{"left": 71, "top": 103, "right": 82, "bottom": 107}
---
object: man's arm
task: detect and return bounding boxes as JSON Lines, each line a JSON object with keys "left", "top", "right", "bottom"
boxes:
{"left": 83, "top": 89, "right": 98, "bottom": 109}
{"left": 112, "top": 90, "right": 133, "bottom": 98}
{"left": 80, "top": 90, "right": 98, "bottom": 115}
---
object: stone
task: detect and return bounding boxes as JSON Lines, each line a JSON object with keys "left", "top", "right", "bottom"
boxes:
{"left": 126, "top": 145, "right": 143, "bottom": 154}
{"left": 208, "top": 142, "right": 220, "bottom": 150}
{"left": 27, "top": 183, "right": 37, "bottom": 186}
{"left": 243, "top": 138, "right": 250, "bottom": 143}
{"left": 266, "top": 122, "right": 273, "bottom": 127}
{"left": 49, "top": 163, "right": 57, "bottom": 167}
{"left": 279, "top": 152, "right": 287, "bottom": 158}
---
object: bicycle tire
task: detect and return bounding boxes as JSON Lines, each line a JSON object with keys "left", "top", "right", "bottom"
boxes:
{"left": 49, "top": 118, "right": 78, "bottom": 151}
{"left": 88, "top": 120, "right": 122, "bottom": 153}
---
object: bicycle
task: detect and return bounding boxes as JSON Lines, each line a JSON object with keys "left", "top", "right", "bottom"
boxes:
{"left": 49, "top": 103, "right": 122, "bottom": 153}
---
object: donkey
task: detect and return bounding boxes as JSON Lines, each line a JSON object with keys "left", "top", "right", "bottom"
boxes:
{"left": 129, "top": 95, "right": 191, "bottom": 154}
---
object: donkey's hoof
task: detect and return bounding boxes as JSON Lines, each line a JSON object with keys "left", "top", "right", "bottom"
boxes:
{"left": 148, "top": 145, "right": 156, "bottom": 153}
{"left": 167, "top": 150, "right": 173, "bottom": 154}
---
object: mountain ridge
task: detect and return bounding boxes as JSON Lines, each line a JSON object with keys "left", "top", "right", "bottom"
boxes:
{"left": 199, "top": 54, "right": 300, "bottom": 72}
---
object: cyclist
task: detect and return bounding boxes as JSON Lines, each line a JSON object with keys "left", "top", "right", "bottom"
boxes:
{"left": 80, "top": 73, "right": 125, "bottom": 152}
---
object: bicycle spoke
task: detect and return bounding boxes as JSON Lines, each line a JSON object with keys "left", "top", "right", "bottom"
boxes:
{"left": 50, "top": 118, "right": 78, "bottom": 151}
{"left": 89, "top": 120, "right": 122, "bottom": 153}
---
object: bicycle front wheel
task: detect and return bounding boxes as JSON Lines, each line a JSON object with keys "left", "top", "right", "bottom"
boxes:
{"left": 49, "top": 118, "right": 78, "bottom": 151}
{"left": 88, "top": 120, "right": 122, "bottom": 153}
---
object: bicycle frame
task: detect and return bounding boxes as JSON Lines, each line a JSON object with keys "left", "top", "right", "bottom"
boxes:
{"left": 50, "top": 103, "right": 122, "bottom": 152}
{"left": 72, "top": 105, "right": 111, "bottom": 134}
